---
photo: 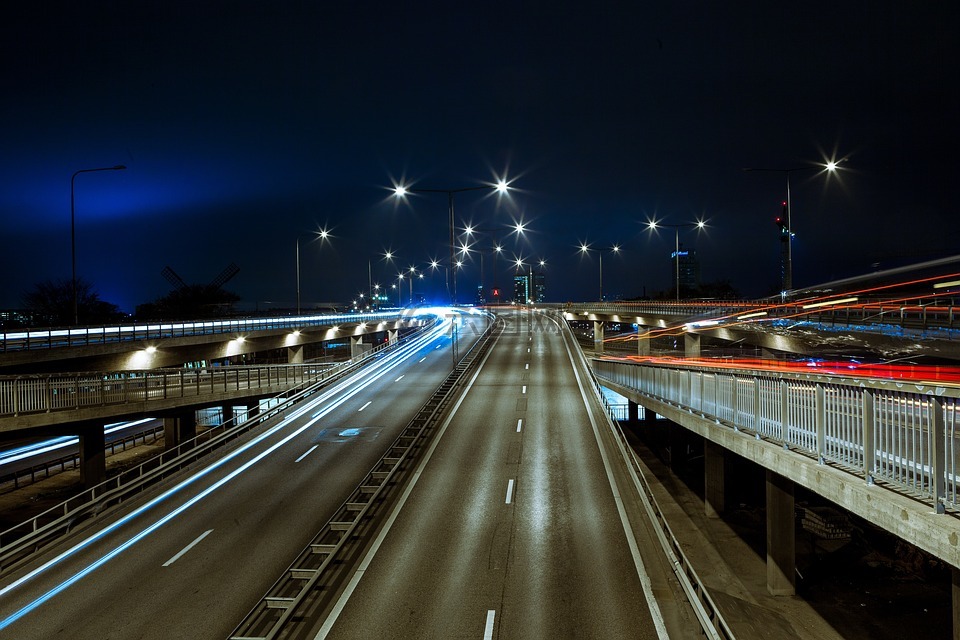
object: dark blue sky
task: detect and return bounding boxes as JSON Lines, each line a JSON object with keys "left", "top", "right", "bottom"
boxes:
{"left": 2, "top": 2, "right": 958, "bottom": 313}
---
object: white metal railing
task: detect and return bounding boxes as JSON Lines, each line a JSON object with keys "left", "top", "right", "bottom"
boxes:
{"left": 594, "top": 358, "right": 960, "bottom": 512}
{"left": 0, "top": 310, "right": 405, "bottom": 352}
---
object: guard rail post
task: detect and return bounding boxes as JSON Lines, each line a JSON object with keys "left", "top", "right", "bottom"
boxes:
{"left": 932, "top": 395, "right": 947, "bottom": 514}
{"left": 863, "top": 388, "right": 875, "bottom": 484}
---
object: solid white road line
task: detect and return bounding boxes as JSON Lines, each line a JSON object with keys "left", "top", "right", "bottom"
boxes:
{"left": 483, "top": 610, "right": 496, "bottom": 639}
{"left": 162, "top": 529, "right": 213, "bottom": 567}
{"left": 395, "top": 375, "right": 404, "bottom": 381}
{"left": 295, "top": 445, "right": 318, "bottom": 463}
{"left": 516, "top": 419, "right": 523, "bottom": 433}
{"left": 505, "top": 479, "right": 515, "bottom": 504}
{"left": 358, "top": 401, "right": 372, "bottom": 412}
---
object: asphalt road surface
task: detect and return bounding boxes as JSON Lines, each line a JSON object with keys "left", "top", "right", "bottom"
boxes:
{"left": 0, "top": 313, "right": 487, "bottom": 639}
{"left": 318, "top": 308, "right": 674, "bottom": 639}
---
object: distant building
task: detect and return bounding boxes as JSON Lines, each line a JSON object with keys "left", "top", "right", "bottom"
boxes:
{"left": 475, "top": 284, "right": 486, "bottom": 306}
{"left": 532, "top": 270, "right": 546, "bottom": 303}
{"left": 513, "top": 273, "right": 530, "bottom": 304}
{"left": 671, "top": 245, "right": 700, "bottom": 295}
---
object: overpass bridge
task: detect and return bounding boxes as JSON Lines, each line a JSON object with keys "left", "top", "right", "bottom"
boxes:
{"left": 2, "top": 300, "right": 960, "bottom": 637}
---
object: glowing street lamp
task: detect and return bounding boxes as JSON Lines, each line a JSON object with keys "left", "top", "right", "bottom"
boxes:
{"left": 579, "top": 242, "right": 621, "bottom": 301}
{"left": 743, "top": 160, "right": 842, "bottom": 292}
{"left": 71, "top": 164, "right": 126, "bottom": 325}
{"left": 391, "top": 177, "right": 512, "bottom": 304}
{"left": 295, "top": 227, "right": 331, "bottom": 315}
{"left": 646, "top": 220, "right": 706, "bottom": 302}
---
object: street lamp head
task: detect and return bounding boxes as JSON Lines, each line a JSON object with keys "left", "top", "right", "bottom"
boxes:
{"left": 611, "top": 244, "right": 621, "bottom": 253}
{"left": 495, "top": 179, "right": 510, "bottom": 194}
{"left": 825, "top": 160, "right": 838, "bottom": 172}
{"left": 695, "top": 219, "right": 706, "bottom": 230}
{"left": 393, "top": 185, "right": 408, "bottom": 198}
{"left": 646, "top": 220, "right": 658, "bottom": 231}
{"left": 579, "top": 243, "right": 590, "bottom": 254}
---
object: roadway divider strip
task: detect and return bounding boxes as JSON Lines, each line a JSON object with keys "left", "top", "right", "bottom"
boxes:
{"left": 228, "top": 314, "right": 502, "bottom": 640}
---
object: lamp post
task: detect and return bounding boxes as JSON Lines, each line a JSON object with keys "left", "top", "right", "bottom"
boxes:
{"left": 295, "top": 227, "right": 330, "bottom": 315}
{"left": 579, "top": 242, "right": 620, "bottom": 301}
{"left": 392, "top": 178, "right": 510, "bottom": 304}
{"left": 71, "top": 164, "right": 126, "bottom": 325}
{"left": 646, "top": 220, "right": 706, "bottom": 301}
{"left": 743, "top": 161, "right": 840, "bottom": 292}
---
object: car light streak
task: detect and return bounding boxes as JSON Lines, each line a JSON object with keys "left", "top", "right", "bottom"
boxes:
{"left": 0, "top": 316, "right": 454, "bottom": 629}
{"left": 0, "top": 418, "right": 155, "bottom": 468}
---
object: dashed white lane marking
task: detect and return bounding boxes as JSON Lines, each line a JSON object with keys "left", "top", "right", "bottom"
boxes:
{"left": 505, "top": 479, "right": 515, "bottom": 504}
{"left": 516, "top": 419, "right": 523, "bottom": 433}
{"left": 358, "top": 401, "right": 372, "bottom": 412}
{"left": 521, "top": 385, "right": 526, "bottom": 394}
{"left": 296, "top": 445, "right": 319, "bottom": 463}
{"left": 395, "top": 375, "right": 404, "bottom": 381}
{"left": 525, "top": 363, "right": 529, "bottom": 370}
{"left": 419, "top": 357, "right": 427, "bottom": 363}
{"left": 484, "top": 610, "right": 496, "bottom": 639}
{"left": 163, "top": 529, "right": 213, "bottom": 567}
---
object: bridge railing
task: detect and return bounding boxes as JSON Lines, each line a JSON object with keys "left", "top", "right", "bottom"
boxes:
{"left": 562, "top": 296, "right": 960, "bottom": 338}
{"left": 0, "top": 365, "right": 330, "bottom": 418}
{"left": 0, "top": 310, "right": 403, "bottom": 353}
{"left": 593, "top": 358, "right": 960, "bottom": 513}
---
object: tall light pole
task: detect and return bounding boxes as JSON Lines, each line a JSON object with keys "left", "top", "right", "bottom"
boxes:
{"left": 295, "top": 227, "right": 330, "bottom": 315}
{"left": 743, "top": 161, "right": 840, "bottom": 292}
{"left": 579, "top": 242, "right": 620, "bottom": 301}
{"left": 392, "top": 178, "right": 510, "bottom": 304}
{"left": 71, "top": 164, "right": 126, "bottom": 325}
{"left": 646, "top": 220, "right": 706, "bottom": 301}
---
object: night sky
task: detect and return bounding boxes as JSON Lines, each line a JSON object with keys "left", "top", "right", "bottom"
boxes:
{"left": 2, "top": 2, "right": 958, "bottom": 314}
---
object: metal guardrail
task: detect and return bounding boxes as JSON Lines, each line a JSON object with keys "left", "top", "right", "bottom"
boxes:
{"left": 562, "top": 296, "right": 960, "bottom": 339}
{"left": 229, "top": 313, "right": 499, "bottom": 640}
{"left": 594, "top": 358, "right": 960, "bottom": 513}
{"left": 0, "top": 317, "right": 442, "bottom": 571}
{"left": 0, "top": 311, "right": 403, "bottom": 353}
{"left": 0, "top": 364, "right": 334, "bottom": 419}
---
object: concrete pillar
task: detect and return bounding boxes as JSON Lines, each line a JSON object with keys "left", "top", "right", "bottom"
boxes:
{"left": 163, "top": 411, "right": 197, "bottom": 450}
{"left": 669, "top": 421, "right": 685, "bottom": 472}
{"left": 643, "top": 404, "right": 657, "bottom": 425}
{"left": 287, "top": 345, "right": 304, "bottom": 364}
{"left": 637, "top": 327, "right": 651, "bottom": 356}
{"left": 593, "top": 321, "right": 605, "bottom": 353}
{"left": 221, "top": 403, "right": 235, "bottom": 426}
{"left": 766, "top": 469, "right": 796, "bottom": 596}
{"left": 626, "top": 400, "right": 640, "bottom": 428}
{"left": 952, "top": 567, "right": 960, "bottom": 640}
{"left": 684, "top": 332, "right": 701, "bottom": 358}
{"left": 704, "top": 439, "right": 725, "bottom": 518}
{"left": 79, "top": 423, "right": 106, "bottom": 488}
{"left": 388, "top": 329, "right": 398, "bottom": 345}
{"left": 246, "top": 400, "right": 261, "bottom": 422}
{"left": 350, "top": 335, "right": 364, "bottom": 359}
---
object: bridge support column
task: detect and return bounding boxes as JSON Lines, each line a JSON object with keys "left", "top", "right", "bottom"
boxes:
{"left": 164, "top": 411, "right": 197, "bottom": 451}
{"left": 684, "top": 332, "right": 701, "bottom": 358}
{"left": 766, "top": 470, "right": 796, "bottom": 596}
{"left": 350, "top": 336, "right": 364, "bottom": 359}
{"left": 287, "top": 345, "right": 304, "bottom": 364}
{"left": 79, "top": 422, "right": 106, "bottom": 488}
{"left": 593, "top": 321, "right": 605, "bottom": 353}
{"left": 221, "top": 404, "right": 235, "bottom": 426}
{"left": 637, "top": 327, "right": 651, "bottom": 356}
{"left": 669, "top": 421, "right": 686, "bottom": 472}
{"left": 704, "top": 440, "right": 725, "bottom": 518}
{"left": 627, "top": 400, "right": 640, "bottom": 428}
{"left": 952, "top": 567, "right": 960, "bottom": 640}
{"left": 388, "top": 329, "right": 398, "bottom": 345}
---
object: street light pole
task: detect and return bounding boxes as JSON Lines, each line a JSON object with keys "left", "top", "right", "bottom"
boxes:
{"left": 392, "top": 179, "right": 510, "bottom": 305}
{"left": 743, "top": 161, "right": 839, "bottom": 292}
{"left": 579, "top": 243, "right": 620, "bottom": 301}
{"left": 71, "top": 164, "right": 126, "bottom": 326}
{"left": 646, "top": 221, "right": 705, "bottom": 302}
{"left": 295, "top": 228, "right": 330, "bottom": 315}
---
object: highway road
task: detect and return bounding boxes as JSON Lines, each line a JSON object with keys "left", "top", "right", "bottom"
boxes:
{"left": 317, "top": 308, "right": 685, "bottom": 639}
{"left": 0, "top": 312, "right": 488, "bottom": 639}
